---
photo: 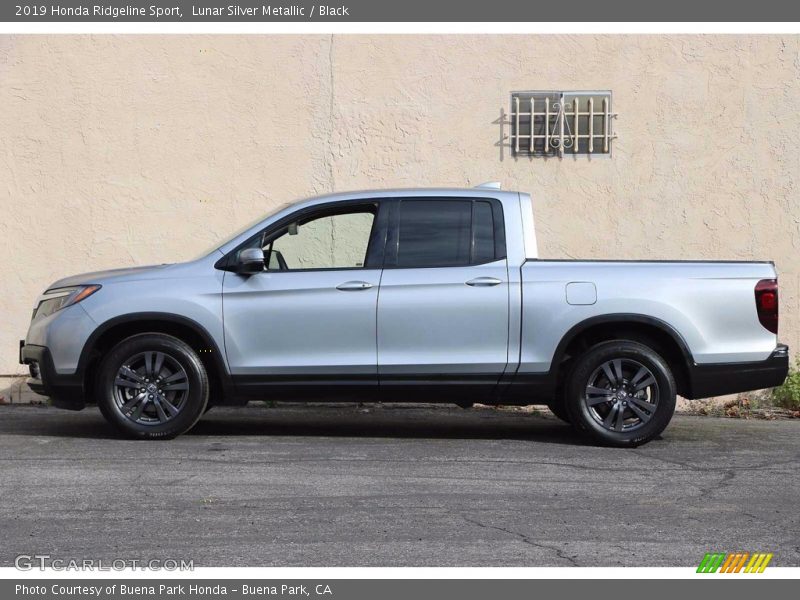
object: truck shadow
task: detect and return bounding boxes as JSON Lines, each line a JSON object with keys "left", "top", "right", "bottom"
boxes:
{"left": 0, "top": 405, "right": 591, "bottom": 445}
{"left": 189, "top": 406, "right": 591, "bottom": 446}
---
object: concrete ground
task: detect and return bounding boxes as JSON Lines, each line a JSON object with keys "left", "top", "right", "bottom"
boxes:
{"left": 0, "top": 404, "right": 798, "bottom": 567}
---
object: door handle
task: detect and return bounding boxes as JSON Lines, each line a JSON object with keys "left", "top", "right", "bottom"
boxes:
{"left": 465, "top": 277, "right": 503, "bottom": 287}
{"left": 336, "top": 281, "right": 374, "bottom": 291}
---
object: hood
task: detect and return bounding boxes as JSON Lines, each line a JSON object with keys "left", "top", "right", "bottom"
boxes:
{"left": 47, "top": 264, "right": 174, "bottom": 289}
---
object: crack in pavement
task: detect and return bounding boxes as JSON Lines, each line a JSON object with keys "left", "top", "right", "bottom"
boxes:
{"left": 697, "top": 468, "right": 737, "bottom": 500}
{"left": 459, "top": 514, "right": 580, "bottom": 566}
{"left": 631, "top": 450, "right": 798, "bottom": 473}
{"left": 629, "top": 451, "right": 800, "bottom": 501}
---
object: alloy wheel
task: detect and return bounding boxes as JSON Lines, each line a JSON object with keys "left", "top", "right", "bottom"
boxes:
{"left": 583, "top": 358, "right": 659, "bottom": 432}
{"left": 111, "top": 351, "right": 190, "bottom": 425}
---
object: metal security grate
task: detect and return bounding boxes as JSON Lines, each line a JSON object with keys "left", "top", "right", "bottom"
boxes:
{"left": 510, "top": 91, "right": 617, "bottom": 157}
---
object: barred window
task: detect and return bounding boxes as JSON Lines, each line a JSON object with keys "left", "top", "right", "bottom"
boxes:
{"left": 510, "top": 91, "right": 617, "bottom": 157}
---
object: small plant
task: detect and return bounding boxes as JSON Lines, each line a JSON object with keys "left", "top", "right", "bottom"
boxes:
{"left": 771, "top": 357, "right": 800, "bottom": 411}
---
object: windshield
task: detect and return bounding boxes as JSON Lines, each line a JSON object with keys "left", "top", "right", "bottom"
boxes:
{"left": 190, "top": 202, "right": 292, "bottom": 260}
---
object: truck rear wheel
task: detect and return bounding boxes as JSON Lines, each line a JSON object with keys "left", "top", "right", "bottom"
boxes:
{"left": 95, "top": 333, "right": 209, "bottom": 439}
{"left": 564, "top": 340, "right": 676, "bottom": 447}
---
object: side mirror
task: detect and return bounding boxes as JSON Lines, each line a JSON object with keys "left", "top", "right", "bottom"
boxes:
{"left": 236, "top": 247, "right": 265, "bottom": 275}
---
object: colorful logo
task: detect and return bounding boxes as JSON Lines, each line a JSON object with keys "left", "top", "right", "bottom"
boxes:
{"left": 697, "top": 552, "right": 773, "bottom": 573}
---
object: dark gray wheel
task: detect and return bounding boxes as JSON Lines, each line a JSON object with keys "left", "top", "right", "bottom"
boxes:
{"left": 583, "top": 358, "right": 659, "bottom": 433}
{"left": 111, "top": 351, "right": 190, "bottom": 426}
{"left": 565, "top": 340, "right": 676, "bottom": 447}
{"left": 96, "top": 333, "right": 208, "bottom": 439}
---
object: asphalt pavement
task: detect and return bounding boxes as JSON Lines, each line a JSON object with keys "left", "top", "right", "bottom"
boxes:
{"left": 0, "top": 404, "right": 798, "bottom": 567}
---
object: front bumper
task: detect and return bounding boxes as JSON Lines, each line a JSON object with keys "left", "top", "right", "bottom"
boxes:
{"left": 685, "top": 344, "right": 790, "bottom": 399}
{"left": 19, "top": 342, "right": 86, "bottom": 410}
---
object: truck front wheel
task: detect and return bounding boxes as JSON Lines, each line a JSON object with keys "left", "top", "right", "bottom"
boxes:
{"left": 564, "top": 340, "right": 676, "bottom": 447}
{"left": 547, "top": 396, "right": 571, "bottom": 424}
{"left": 95, "top": 333, "right": 209, "bottom": 439}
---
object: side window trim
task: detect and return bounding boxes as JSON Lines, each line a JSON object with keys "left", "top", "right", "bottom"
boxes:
{"left": 493, "top": 200, "right": 507, "bottom": 260}
{"left": 385, "top": 197, "right": 507, "bottom": 270}
{"left": 219, "top": 199, "right": 390, "bottom": 272}
{"left": 364, "top": 199, "right": 390, "bottom": 269}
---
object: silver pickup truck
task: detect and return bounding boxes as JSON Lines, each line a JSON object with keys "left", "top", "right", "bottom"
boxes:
{"left": 20, "top": 185, "right": 788, "bottom": 446}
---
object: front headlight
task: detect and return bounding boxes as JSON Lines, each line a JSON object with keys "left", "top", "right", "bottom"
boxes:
{"left": 33, "top": 285, "right": 102, "bottom": 320}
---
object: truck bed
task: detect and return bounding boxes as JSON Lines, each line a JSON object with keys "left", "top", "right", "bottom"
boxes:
{"left": 517, "top": 259, "right": 778, "bottom": 374}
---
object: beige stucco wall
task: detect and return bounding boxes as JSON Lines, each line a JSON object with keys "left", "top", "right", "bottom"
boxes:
{"left": 1, "top": 35, "right": 798, "bottom": 377}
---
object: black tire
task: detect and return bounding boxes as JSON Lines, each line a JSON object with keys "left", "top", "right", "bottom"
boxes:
{"left": 95, "top": 333, "right": 209, "bottom": 439}
{"left": 547, "top": 397, "right": 571, "bottom": 424}
{"left": 564, "top": 340, "right": 676, "bottom": 447}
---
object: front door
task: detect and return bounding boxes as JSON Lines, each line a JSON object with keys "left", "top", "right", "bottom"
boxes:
{"left": 222, "top": 201, "right": 385, "bottom": 396}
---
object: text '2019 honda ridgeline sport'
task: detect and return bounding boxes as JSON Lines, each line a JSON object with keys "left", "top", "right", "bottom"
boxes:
{"left": 20, "top": 185, "right": 789, "bottom": 445}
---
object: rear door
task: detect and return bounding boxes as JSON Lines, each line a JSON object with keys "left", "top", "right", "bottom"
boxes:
{"left": 377, "top": 197, "right": 510, "bottom": 395}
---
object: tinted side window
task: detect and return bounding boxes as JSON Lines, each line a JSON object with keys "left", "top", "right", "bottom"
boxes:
{"left": 396, "top": 200, "right": 472, "bottom": 267}
{"left": 473, "top": 201, "right": 495, "bottom": 264}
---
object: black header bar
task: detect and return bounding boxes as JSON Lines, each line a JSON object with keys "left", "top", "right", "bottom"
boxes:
{"left": 3, "top": 0, "right": 800, "bottom": 23}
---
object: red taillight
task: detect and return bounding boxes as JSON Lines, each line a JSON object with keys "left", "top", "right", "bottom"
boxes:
{"left": 760, "top": 292, "right": 777, "bottom": 311}
{"left": 755, "top": 279, "right": 779, "bottom": 334}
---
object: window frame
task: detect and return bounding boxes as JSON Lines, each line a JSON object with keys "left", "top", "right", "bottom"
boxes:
{"left": 263, "top": 205, "right": 378, "bottom": 272}
{"left": 383, "top": 197, "right": 507, "bottom": 270}
{"left": 218, "top": 199, "right": 389, "bottom": 273}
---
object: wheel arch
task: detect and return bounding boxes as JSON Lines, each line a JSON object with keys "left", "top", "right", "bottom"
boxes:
{"left": 78, "top": 312, "right": 233, "bottom": 404}
{"left": 551, "top": 314, "right": 694, "bottom": 397}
